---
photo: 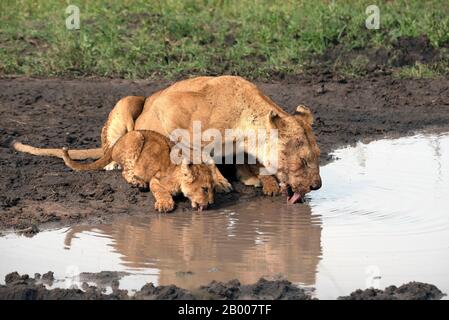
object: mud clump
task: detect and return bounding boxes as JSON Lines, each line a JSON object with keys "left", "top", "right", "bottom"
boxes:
{"left": 33, "top": 271, "right": 55, "bottom": 286}
{"left": 339, "top": 282, "right": 445, "bottom": 300}
{"left": 196, "top": 278, "right": 312, "bottom": 300}
{"left": 135, "top": 278, "right": 312, "bottom": 300}
{"left": 0, "top": 196, "right": 19, "bottom": 208}
{"left": 0, "top": 272, "right": 128, "bottom": 300}
{"left": 392, "top": 35, "right": 439, "bottom": 67}
{"left": 134, "top": 283, "right": 195, "bottom": 300}
{"left": 79, "top": 181, "right": 115, "bottom": 202}
{"left": 41, "top": 271, "right": 54, "bottom": 282}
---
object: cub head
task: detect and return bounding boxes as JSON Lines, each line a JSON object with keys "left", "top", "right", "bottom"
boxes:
{"left": 266, "top": 105, "right": 322, "bottom": 203}
{"left": 178, "top": 162, "right": 215, "bottom": 211}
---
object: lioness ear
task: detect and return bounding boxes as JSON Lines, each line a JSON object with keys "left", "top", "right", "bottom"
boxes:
{"left": 295, "top": 105, "right": 314, "bottom": 126}
{"left": 267, "top": 110, "right": 281, "bottom": 129}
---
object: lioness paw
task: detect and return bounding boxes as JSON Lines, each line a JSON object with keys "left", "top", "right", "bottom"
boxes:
{"left": 214, "top": 178, "right": 233, "bottom": 193}
{"left": 154, "top": 198, "right": 175, "bottom": 213}
{"left": 261, "top": 177, "right": 280, "bottom": 196}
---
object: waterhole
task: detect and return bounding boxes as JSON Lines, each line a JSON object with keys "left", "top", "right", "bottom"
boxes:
{"left": 1, "top": 133, "right": 448, "bottom": 299}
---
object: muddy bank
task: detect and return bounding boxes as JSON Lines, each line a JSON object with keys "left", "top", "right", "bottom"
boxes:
{"left": 0, "top": 272, "right": 444, "bottom": 300}
{"left": 1, "top": 76, "right": 449, "bottom": 231}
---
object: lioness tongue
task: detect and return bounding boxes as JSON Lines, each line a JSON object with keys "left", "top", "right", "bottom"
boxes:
{"left": 287, "top": 192, "right": 301, "bottom": 204}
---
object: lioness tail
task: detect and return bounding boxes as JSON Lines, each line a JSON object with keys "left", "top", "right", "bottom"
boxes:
{"left": 62, "top": 147, "right": 114, "bottom": 171}
{"left": 12, "top": 140, "right": 103, "bottom": 160}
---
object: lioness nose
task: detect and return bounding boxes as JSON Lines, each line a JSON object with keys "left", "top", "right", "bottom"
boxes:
{"left": 310, "top": 178, "right": 322, "bottom": 190}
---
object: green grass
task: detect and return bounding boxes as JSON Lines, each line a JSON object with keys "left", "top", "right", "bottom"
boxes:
{"left": 1, "top": 0, "right": 449, "bottom": 79}
{"left": 396, "top": 59, "right": 449, "bottom": 78}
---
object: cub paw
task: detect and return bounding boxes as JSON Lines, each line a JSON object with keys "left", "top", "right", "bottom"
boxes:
{"left": 130, "top": 176, "right": 149, "bottom": 191}
{"left": 262, "top": 177, "right": 280, "bottom": 196}
{"left": 214, "top": 178, "right": 233, "bottom": 193}
{"left": 104, "top": 161, "right": 121, "bottom": 171}
{"left": 154, "top": 198, "right": 175, "bottom": 213}
{"left": 241, "top": 176, "right": 261, "bottom": 187}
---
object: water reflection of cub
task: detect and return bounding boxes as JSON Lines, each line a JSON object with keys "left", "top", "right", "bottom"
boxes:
{"left": 65, "top": 199, "right": 322, "bottom": 289}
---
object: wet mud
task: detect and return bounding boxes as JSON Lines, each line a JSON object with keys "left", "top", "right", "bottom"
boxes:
{"left": 338, "top": 282, "right": 445, "bottom": 300}
{"left": 0, "top": 272, "right": 443, "bottom": 300}
{"left": 1, "top": 76, "right": 449, "bottom": 231}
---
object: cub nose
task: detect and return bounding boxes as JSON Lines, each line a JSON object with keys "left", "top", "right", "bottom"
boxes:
{"left": 310, "top": 178, "right": 322, "bottom": 190}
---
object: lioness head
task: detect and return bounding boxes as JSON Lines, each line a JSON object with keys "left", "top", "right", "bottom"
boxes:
{"left": 266, "top": 105, "right": 322, "bottom": 203}
{"left": 178, "top": 162, "right": 215, "bottom": 211}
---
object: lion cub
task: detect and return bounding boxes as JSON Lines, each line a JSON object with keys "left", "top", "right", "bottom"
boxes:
{"left": 62, "top": 130, "right": 216, "bottom": 212}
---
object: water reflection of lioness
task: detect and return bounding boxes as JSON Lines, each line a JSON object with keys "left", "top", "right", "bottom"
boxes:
{"left": 64, "top": 199, "right": 322, "bottom": 288}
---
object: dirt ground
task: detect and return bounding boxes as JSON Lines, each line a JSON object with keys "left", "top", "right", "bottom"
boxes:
{"left": 0, "top": 272, "right": 444, "bottom": 300}
{"left": 1, "top": 75, "right": 449, "bottom": 232}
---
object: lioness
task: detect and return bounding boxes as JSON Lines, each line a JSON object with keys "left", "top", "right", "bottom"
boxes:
{"left": 132, "top": 76, "right": 322, "bottom": 203}
{"left": 62, "top": 130, "right": 216, "bottom": 212}
{"left": 102, "top": 77, "right": 322, "bottom": 202}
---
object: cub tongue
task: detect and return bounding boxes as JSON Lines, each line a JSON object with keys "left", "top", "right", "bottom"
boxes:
{"left": 287, "top": 192, "right": 301, "bottom": 204}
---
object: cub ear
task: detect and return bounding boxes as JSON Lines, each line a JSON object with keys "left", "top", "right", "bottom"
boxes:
{"left": 181, "top": 159, "right": 194, "bottom": 182}
{"left": 295, "top": 105, "right": 314, "bottom": 126}
{"left": 267, "top": 110, "right": 282, "bottom": 129}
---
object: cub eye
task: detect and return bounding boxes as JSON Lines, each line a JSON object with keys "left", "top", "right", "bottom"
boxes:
{"left": 202, "top": 186, "right": 209, "bottom": 194}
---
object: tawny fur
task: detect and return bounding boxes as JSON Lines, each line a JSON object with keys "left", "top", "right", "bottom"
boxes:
{"left": 11, "top": 141, "right": 103, "bottom": 160}
{"left": 62, "top": 130, "right": 216, "bottom": 212}
{"left": 100, "top": 96, "right": 146, "bottom": 152}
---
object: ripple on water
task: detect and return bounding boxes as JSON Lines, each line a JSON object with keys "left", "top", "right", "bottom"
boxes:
{"left": 310, "top": 133, "right": 449, "bottom": 237}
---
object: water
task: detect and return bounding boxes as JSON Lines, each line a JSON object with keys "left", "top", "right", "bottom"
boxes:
{"left": 1, "top": 133, "right": 448, "bottom": 299}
